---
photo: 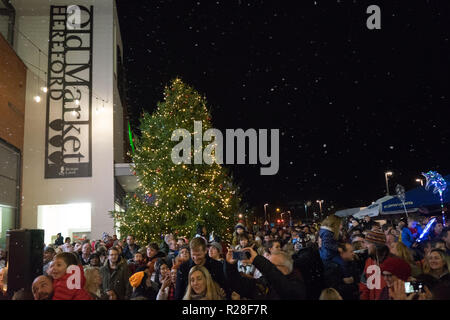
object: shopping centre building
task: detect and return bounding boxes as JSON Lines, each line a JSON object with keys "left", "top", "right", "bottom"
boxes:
{"left": 0, "top": 0, "right": 136, "bottom": 246}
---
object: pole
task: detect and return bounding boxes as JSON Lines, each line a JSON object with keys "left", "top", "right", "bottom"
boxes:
{"left": 385, "top": 173, "right": 390, "bottom": 196}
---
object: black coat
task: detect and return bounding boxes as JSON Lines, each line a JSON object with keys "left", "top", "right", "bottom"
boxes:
{"left": 122, "top": 244, "right": 141, "bottom": 260}
{"left": 54, "top": 236, "right": 64, "bottom": 246}
{"left": 175, "top": 256, "right": 229, "bottom": 300}
{"left": 225, "top": 255, "right": 306, "bottom": 300}
{"left": 323, "top": 260, "right": 360, "bottom": 300}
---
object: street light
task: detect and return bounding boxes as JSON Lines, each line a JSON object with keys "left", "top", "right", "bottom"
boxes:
{"left": 385, "top": 171, "right": 393, "bottom": 195}
{"left": 416, "top": 178, "right": 424, "bottom": 186}
{"left": 264, "top": 203, "right": 268, "bottom": 223}
{"left": 316, "top": 200, "right": 324, "bottom": 219}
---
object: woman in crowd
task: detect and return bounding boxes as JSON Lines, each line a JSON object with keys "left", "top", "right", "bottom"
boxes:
{"left": 157, "top": 266, "right": 178, "bottom": 300}
{"left": 174, "top": 244, "right": 191, "bottom": 267}
{"left": 319, "top": 288, "right": 343, "bottom": 300}
{"left": 183, "top": 265, "right": 224, "bottom": 300}
{"left": 423, "top": 249, "right": 450, "bottom": 281}
{"left": 146, "top": 243, "right": 166, "bottom": 281}
{"left": 84, "top": 267, "right": 107, "bottom": 300}
{"left": 154, "top": 258, "right": 171, "bottom": 288}
{"left": 391, "top": 242, "right": 422, "bottom": 277}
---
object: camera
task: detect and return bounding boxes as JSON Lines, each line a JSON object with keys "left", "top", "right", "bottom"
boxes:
{"left": 232, "top": 251, "right": 251, "bottom": 261}
{"left": 404, "top": 281, "right": 424, "bottom": 294}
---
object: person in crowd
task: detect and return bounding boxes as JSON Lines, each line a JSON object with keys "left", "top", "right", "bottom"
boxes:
{"left": 146, "top": 242, "right": 167, "bottom": 281}
{"left": 423, "top": 248, "right": 450, "bottom": 280}
{"left": 208, "top": 242, "right": 224, "bottom": 262}
{"left": 441, "top": 228, "right": 450, "bottom": 256}
{"left": 359, "top": 229, "right": 395, "bottom": 300}
{"left": 99, "top": 247, "right": 131, "bottom": 300}
{"left": 398, "top": 218, "right": 415, "bottom": 248}
{"left": 175, "top": 237, "right": 228, "bottom": 300}
{"left": 88, "top": 253, "right": 101, "bottom": 268}
{"left": 183, "top": 265, "right": 224, "bottom": 300}
{"left": 323, "top": 242, "right": 360, "bottom": 300}
{"left": 78, "top": 242, "right": 91, "bottom": 266}
{"left": 122, "top": 235, "right": 140, "bottom": 261}
{"left": 430, "top": 221, "right": 444, "bottom": 241}
{"left": 174, "top": 244, "right": 191, "bottom": 268}
{"left": 73, "top": 242, "right": 82, "bottom": 254}
{"left": 61, "top": 239, "right": 74, "bottom": 253}
{"left": 225, "top": 245, "right": 306, "bottom": 299}
{"left": 96, "top": 245, "right": 108, "bottom": 265}
{"left": 157, "top": 266, "right": 178, "bottom": 300}
{"left": 236, "top": 234, "right": 256, "bottom": 277}
{"left": 43, "top": 246, "right": 56, "bottom": 275}
{"left": 0, "top": 248, "right": 6, "bottom": 269}
{"left": 380, "top": 256, "right": 413, "bottom": 299}
{"left": 390, "top": 241, "right": 422, "bottom": 277}
{"left": 361, "top": 216, "right": 374, "bottom": 230}
{"left": 32, "top": 275, "right": 54, "bottom": 300}
{"left": 432, "top": 239, "right": 447, "bottom": 251}
{"left": 50, "top": 252, "right": 92, "bottom": 300}
{"left": 128, "top": 251, "right": 146, "bottom": 275}
{"left": 128, "top": 265, "right": 160, "bottom": 300}
{"left": 84, "top": 267, "right": 107, "bottom": 300}
{"left": 167, "top": 239, "right": 179, "bottom": 264}
{"left": 319, "top": 215, "right": 343, "bottom": 265}
{"left": 232, "top": 223, "right": 247, "bottom": 246}
{"left": 54, "top": 233, "right": 64, "bottom": 246}
{"left": 154, "top": 258, "right": 171, "bottom": 288}
{"left": 266, "top": 239, "right": 282, "bottom": 255}
{"left": 319, "top": 287, "right": 343, "bottom": 300}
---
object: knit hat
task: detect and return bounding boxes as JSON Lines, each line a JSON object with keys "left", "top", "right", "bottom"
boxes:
{"left": 365, "top": 229, "right": 386, "bottom": 246}
{"left": 235, "top": 223, "right": 245, "bottom": 231}
{"left": 129, "top": 271, "right": 145, "bottom": 288}
{"left": 381, "top": 257, "right": 411, "bottom": 281}
{"left": 208, "top": 242, "right": 222, "bottom": 254}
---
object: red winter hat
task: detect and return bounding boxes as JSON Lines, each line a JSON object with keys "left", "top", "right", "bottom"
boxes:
{"left": 381, "top": 257, "right": 411, "bottom": 281}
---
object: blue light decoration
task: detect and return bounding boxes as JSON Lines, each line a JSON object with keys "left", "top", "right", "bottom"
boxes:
{"left": 422, "top": 171, "right": 447, "bottom": 226}
{"left": 417, "top": 217, "right": 437, "bottom": 243}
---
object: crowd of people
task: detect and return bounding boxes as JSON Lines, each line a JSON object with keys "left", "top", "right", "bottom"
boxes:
{"left": 1, "top": 214, "right": 450, "bottom": 300}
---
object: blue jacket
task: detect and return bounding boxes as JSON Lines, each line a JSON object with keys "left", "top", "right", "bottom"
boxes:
{"left": 401, "top": 227, "right": 414, "bottom": 248}
{"left": 319, "top": 227, "right": 340, "bottom": 263}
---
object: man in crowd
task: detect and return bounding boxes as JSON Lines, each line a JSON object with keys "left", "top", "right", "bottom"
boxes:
{"left": 225, "top": 245, "right": 306, "bottom": 299}
{"left": 122, "top": 235, "right": 140, "bottom": 260}
{"left": 54, "top": 233, "right": 64, "bottom": 246}
{"left": 32, "top": 275, "right": 54, "bottom": 300}
{"left": 78, "top": 242, "right": 91, "bottom": 266}
{"left": 175, "top": 237, "right": 228, "bottom": 299}
{"left": 43, "top": 246, "right": 56, "bottom": 275}
{"left": 441, "top": 228, "right": 450, "bottom": 256}
{"left": 99, "top": 247, "right": 132, "bottom": 300}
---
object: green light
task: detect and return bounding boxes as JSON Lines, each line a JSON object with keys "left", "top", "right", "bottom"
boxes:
{"left": 128, "top": 121, "right": 135, "bottom": 153}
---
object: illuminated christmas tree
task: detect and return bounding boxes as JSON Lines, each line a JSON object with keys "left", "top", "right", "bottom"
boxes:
{"left": 112, "top": 79, "right": 241, "bottom": 244}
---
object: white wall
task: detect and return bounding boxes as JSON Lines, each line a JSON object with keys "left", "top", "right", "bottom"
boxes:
{"left": 20, "top": 0, "right": 117, "bottom": 240}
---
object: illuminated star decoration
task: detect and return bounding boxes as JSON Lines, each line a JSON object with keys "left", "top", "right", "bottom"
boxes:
{"left": 422, "top": 171, "right": 447, "bottom": 226}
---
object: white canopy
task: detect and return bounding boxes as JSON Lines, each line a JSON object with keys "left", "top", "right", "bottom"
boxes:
{"left": 353, "top": 195, "right": 394, "bottom": 219}
{"left": 335, "top": 207, "right": 366, "bottom": 217}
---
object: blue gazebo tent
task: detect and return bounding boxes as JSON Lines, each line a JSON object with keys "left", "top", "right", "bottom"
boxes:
{"left": 381, "top": 174, "right": 450, "bottom": 214}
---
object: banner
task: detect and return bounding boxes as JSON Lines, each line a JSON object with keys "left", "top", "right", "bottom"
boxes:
{"left": 45, "top": 5, "right": 93, "bottom": 178}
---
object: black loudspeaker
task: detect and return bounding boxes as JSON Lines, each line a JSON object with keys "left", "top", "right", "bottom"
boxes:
{"left": 6, "top": 229, "right": 44, "bottom": 296}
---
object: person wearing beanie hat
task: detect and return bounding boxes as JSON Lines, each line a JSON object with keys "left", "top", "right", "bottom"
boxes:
{"left": 360, "top": 229, "right": 397, "bottom": 300}
{"left": 381, "top": 256, "right": 412, "bottom": 284}
{"left": 208, "top": 242, "right": 224, "bottom": 262}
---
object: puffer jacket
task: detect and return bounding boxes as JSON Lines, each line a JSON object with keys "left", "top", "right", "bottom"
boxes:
{"left": 52, "top": 265, "right": 92, "bottom": 300}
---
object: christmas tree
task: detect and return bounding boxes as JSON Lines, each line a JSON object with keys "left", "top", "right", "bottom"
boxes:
{"left": 112, "top": 79, "right": 241, "bottom": 244}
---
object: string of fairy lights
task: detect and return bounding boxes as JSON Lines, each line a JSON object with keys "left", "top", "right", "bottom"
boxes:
{"left": 113, "top": 79, "right": 240, "bottom": 244}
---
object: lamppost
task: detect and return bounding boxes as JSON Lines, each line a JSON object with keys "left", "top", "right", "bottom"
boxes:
{"left": 317, "top": 200, "right": 324, "bottom": 219}
{"left": 416, "top": 178, "right": 424, "bottom": 186}
{"left": 304, "top": 201, "right": 311, "bottom": 220}
{"left": 385, "top": 171, "right": 393, "bottom": 195}
{"left": 264, "top": 203, "right": 268, "bottom": 223}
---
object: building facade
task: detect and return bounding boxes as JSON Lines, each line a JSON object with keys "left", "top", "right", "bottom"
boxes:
{"left": 0, "top": 0, "right": 132, "bottom": 245}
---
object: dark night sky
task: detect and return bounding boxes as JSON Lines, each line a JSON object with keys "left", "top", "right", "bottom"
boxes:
{"left": 116, "top": 0, "right": 450, "bottom": 216}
